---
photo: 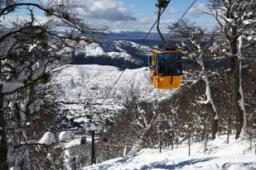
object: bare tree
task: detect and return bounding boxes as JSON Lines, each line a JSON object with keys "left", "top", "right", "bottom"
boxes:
{"left": 0, "top": 1, "right": 94, "bottom": 169}
{"left": 208, "top": 0, "right": 256, "bottom": 139}
{"left": 169, "top": 20, "right": 219, "bottom": 140}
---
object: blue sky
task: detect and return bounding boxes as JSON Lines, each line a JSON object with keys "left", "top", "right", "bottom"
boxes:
{"left": 122, "top": 0, "right": 216, "bottom": 31}
{"left": 122, "top": 0, "right": 209, "bottom": 16}
{"left": 7, "top": 0, "right": 217, "bottom": 32}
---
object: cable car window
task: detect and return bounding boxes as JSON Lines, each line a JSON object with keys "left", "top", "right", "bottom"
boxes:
{"left": 149, "top": 55, "right": 152, "bottom": 67}
{"left": 157, "top": 53, "right": 182, "bottom": 76}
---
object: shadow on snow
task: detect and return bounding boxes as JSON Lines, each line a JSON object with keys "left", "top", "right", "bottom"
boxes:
{"left": 222, "top": 162, "right": 256, "bottom": 170}
{"left": 140, "top": 158, "right": 216, "bottom": 170}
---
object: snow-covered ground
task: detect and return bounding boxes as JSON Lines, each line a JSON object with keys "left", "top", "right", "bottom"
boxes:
{"left": 48, "top": 38, "right": 183, "bottom": 129}
{"left": 82, "top": 135, "right": 256, "bottom": 170}
{"left": 50, "top": 64, "right": 179, "bottom": 126}
{"left": 74, "top": 40, "right": 151, "bottom": 66}
{"left": 52, "top": 64, "right": 175, "bottom": 102}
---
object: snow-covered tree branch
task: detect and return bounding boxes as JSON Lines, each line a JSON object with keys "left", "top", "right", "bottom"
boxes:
{"left": 208, "top": 0, "right": 256, "bottom": 139}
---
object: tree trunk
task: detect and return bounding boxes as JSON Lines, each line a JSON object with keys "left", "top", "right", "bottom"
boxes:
{"left": 204, "top": 133, "right": 209, "bottom": 154}
{"left": 227, "top": 116, "right": 231, "bottom": 144}
{"left": 197, "top": 55, "right": 218, "bottom": 140}
{"left": 159, "top": 132, "right": 162, "bottom": 153}
{"left": 202, "top": 116, "right": 206, "bottom": 141}
{"left": 232, "top": 50, "right": 243, "bottom": 140}
{"left": 249, "top": 128, "right": 253, "bottom": 151}
{"left": 229, "top": 29, "right": 245, "bottom": 139}
{"left": 0, "top": 96, "right": 8, "bottom": 170}
{"left": 237, "top": 37, "right": 247, "bottom": 137}
{"left": 0, "top": 64, "right": 8, "bottom": 170}
{"left": 171, "top": 130, "right": 174, "bottom": 150}
{"left": 91, "top": 130, "right": 96, "bottom": 165}
{"left": 123, "top": 145, "right": 127, "bottom": 157}
{"left": 188, "top": 129, "right": 191, "bottom": 157}
{"left": 235, "top": 61, "right": 246, "bottom": 139}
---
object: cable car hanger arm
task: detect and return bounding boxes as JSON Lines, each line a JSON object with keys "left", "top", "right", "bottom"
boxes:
{"left": 156, "top": 0, "right": 171, "bottom": 44}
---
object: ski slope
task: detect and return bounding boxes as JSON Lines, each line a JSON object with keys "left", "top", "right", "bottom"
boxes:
{"left": 82, "top": 135, "right": 256, "bottom": 170}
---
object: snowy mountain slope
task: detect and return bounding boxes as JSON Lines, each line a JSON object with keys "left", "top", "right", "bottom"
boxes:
{"left": 82, "top": 135, "right": 256, "bottom": 170}
{"left": 72, "top": 40, "right": 151, "bottom": 68}
{"left": 48, "top": 37, "right": 180, "bottom": 129}
{"left": 52, "top": 64, "right": 175, "bottom": 102}
{"left": 50, "top": 64, "right": 177, "bottom": 126}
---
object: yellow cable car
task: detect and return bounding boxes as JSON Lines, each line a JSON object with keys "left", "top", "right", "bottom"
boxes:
{"left": 150, "top": 48, "right": 183, "bottom": 90}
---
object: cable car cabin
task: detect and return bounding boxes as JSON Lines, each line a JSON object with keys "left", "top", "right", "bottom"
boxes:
{"left": 150, "top": 49, "right": 183, "bottom": 90}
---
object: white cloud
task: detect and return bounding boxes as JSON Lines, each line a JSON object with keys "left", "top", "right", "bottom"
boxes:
{"left": 64, "top": 0, "right": 164, "bottom": 32}
{"left": 109, "top": 16, "right": 174, "bottom": 33}
{"left": 2, "top": 1, "right": 213, "bottom": 33}
{"left": 3, "top": 0, "right": 138, "bottom": 31}
{"left": 166, "top": 6, "right": 179, "bottom": 15}
{"left": 0, "top": 15, "right": 49, "bottom": 28}
{"left": 40, "top": 0, "right": 177, "bottom": 32}
{"left": 188, "top": 3, "right": 209, "bottom": 15}
{"left": 78, "top": 14, "right": 173, "bottom": 33}
{"left": 70, "top": 0, "right": 135, "bottom": 21}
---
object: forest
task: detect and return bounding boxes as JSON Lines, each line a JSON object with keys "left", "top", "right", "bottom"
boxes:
{"left": 0, "top": 0, "right": 256, "bottom": 170}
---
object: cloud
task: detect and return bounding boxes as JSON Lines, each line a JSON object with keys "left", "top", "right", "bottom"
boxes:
{"left": 0, "top": 15, "right": 49, "bottom": 28}
{"left": 166, "top": 6, "right": 179, "bottom": 15}
{"left": 70, "top": 0, "right": 135, "bottom": 21}
{"left": 40, "top": 0, "right": 138, "bottom": 31}
{"left": 188, "top": 3, "right": 209, "bottom": 15}
{"left": 39, "top": 0, "right": 178, "bottom": 32}
{"left": 108, "top": 16, "right": 174, "bottom": 33}
{"left": 5, "top": 0, "right": 214, "bottom": 33}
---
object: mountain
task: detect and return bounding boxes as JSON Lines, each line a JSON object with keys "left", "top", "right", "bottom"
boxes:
{"left": 48, "top": 32, "right": 182, "bottom": 131}
{"left": 103, "top": 31, "right": 165, "bottom": 46}
{"left": 49, "top": 31, "right": 232, "bottom": 135}
{"left": 71, "top": 31, "right": 180, "bottom": 67}
{"left": 71, "top": 40, "right": 151, "bottom": 68}
{"left": 50, "top": 64, "right": 178, "bottom": 127}
{"left": 71, "top": 32, "right": 227, "bottom": 70}
{"left": 44, "top": 31, "right": 256, "bottom": 169}
{"left": 71, "top": 32, "right": 161, "bottom": 68}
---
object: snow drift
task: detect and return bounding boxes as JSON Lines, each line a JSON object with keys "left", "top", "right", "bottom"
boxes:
{"left": 82, "top": 135, "right": 256, "bottom": 170}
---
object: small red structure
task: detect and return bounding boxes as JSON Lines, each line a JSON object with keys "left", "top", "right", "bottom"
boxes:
{"left": 100, "top": 138, "right": 110, "bottom": 146}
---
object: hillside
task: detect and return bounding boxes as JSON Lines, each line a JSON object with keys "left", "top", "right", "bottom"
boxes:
{"left": 71, "top": 40, "right": 151, "bottom": 68}
{"left": 50, "top": 64, "right": 178, "bottom": 126}
{"left": 46, "top": 39, "right": 256, "bottom": 169}
{"left": 82, "top": 135, "right": 256, "bottom": 170}
{"left": 1, "top": 1, "right": 256, "bottom": 170}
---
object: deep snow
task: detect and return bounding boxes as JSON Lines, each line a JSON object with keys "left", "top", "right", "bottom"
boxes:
{"left": 51, "top": 64, "right": 175, "bottom": 102}
{"left": 50, "top": 64, "right": 183, "bottom": 128}
{"left": 82, "top": 135, "right": 256, "bottom": 170}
